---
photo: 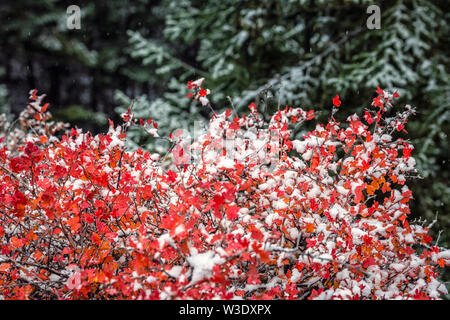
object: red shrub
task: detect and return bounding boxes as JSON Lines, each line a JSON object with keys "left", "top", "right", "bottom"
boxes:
{"left": 0, "top": 85, "right": 448, "bottom": 299}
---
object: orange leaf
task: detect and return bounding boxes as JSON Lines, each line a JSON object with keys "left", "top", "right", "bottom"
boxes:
{"left": 33, "top": 250, "right": 43, "bottom": 262}
{"left": 366, "top": 184, "right": 376, "bottom": 195}
{"left": 0, "top": 263, "right": 11, "bottom": 272}
{"left": 10, "top": 236, "right": 25, "bottom": 248}
{"left": 305, "top": 223, "right": 315, "bottom": 233}
{"left": 39, "top": 135, "right": 48, "bottom": 144}
{"left": 311, "top": 155, "right": 320, "bottom": 171}
{"left": 27, "top": 230, "right": 38, "bottom": 241}
{"left": 67, "top": 216, "right": 81, "bottom": 233}
{"left": 367, "top": 180, "right": 380, "bottom": 195}
{"left": 235, "top": 290, "right": 246, "bottom": 297}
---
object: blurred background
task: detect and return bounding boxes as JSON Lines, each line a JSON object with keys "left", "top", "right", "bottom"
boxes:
{"left": 0, "top": 0, "right": 448, "bottom": 276}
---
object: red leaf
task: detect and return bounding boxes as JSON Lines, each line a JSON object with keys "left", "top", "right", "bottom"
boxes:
{"left": 199, "top": 88, "right": 208, "bottom": 97}
{"left": 167, "top": 170, "right": 177, "bottom": 183}
{"left": 376, "top": 86, "right": 384, "bottom": 95}
{"left": 362, "top": 257, "right": 376, "bottom": 268}
{"left": 354, "top": 184, "right": 366, "bottom": 203}
{"left": 332, "top": 95, "right": 341, "bottom": 107}
{"left": 29, "top": 89, "right": 38, "bottom": 101}
{"left": 226, "top": 205, "right": 240, "bottom": 221}
{"left": 249, "top": 225, "right": 264, "bottom": 242}
{"left": 41, "top": 103, "right": 49, "bottom": 113}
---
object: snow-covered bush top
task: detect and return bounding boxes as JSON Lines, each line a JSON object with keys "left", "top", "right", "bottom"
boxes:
{"left": 0, "top": 83, "right": 448, "bottom": 299}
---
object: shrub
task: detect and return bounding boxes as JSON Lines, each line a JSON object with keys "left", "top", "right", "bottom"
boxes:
{"left": 0, "top": 84, "right": 448, "bottom": 299}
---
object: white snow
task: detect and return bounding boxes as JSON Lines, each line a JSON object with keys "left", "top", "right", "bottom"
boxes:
{"left": 186, "top": 251, "right": 224, "bottom": 285}
{"left": 217, "top": 157, "right": 235, "bottom": 169}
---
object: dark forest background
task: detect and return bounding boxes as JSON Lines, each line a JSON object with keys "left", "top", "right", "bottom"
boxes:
{"left": 0, "top": 0, "right": 448, "bottom": 275}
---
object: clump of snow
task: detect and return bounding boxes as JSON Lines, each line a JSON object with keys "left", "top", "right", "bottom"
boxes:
{"left": 186, "top": 251, "right": 224, "bottom": 285}
{"left": 217, "top": 157, "right": 235, "bottom": 169}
